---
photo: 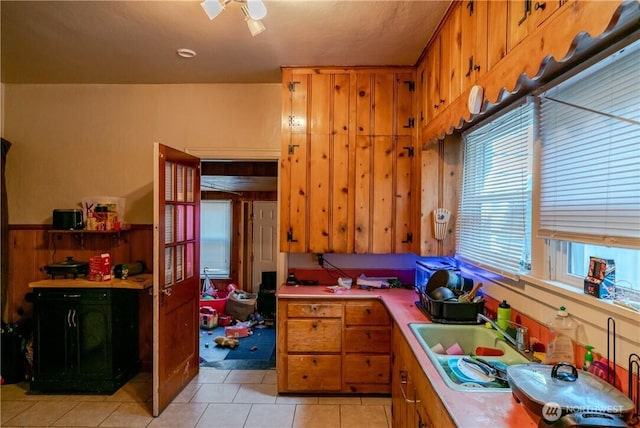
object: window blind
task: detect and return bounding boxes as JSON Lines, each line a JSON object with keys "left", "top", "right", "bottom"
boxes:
{"left": 457, "top": 101, "right": 534, "bottom": 277}
{"left": 538, "top": 40, "right": 640, "bottom": 249}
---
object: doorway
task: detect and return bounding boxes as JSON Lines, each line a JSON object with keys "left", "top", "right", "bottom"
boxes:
{"left": 198, "top": 159, "right": 279, "bottom": 369}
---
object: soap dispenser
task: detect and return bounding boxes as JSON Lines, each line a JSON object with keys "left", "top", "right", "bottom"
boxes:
{"left": 583, "top": 345, "right": 595, "bottom": 371}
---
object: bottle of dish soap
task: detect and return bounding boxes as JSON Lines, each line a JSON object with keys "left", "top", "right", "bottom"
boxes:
{"left": 583, "top": 345, "right": 595, "bottom": 371}
{"left": 497, "top": 300, "right": 512, "bottom": 331}
{"left": 546, "top": 306, "right": 581, "bottom": 365}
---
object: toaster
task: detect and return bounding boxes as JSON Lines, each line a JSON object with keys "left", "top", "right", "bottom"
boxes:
{"left": 52, "top": 209, "right": 84, "bottom": 230}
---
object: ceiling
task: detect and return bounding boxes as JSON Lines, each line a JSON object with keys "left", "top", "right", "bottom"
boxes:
{"left": 1, "top": 0, "right": 451, "bottom": 85}
{"left": 1, "top": 0, "right": 451, "bottom": 192}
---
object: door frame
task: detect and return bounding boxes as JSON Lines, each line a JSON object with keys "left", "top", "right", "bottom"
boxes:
{"left": 184, "top": 147, "right": 286, "bottom": 288}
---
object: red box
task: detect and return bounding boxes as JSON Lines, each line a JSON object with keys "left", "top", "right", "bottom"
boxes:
{"left": 199, "top": 290, "right": 229, "bottom": 315}
{"left": 225, "top": 325, "right": 249, "bottom": 338}
{"left": 88, "top": 253, "right": 112, "bottom": 281}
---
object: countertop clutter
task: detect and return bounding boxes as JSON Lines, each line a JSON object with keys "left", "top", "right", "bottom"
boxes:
{"left": 277, "top": 285, "right": 538, "bottom": 428}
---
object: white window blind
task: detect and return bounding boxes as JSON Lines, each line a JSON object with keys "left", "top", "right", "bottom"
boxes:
{"left": 200, "top": 200, "right": 231, "bottom": 277}
{"left": 538, "top": 40, "right": 640, "bottom": 249}
{"left": 457, "top": 101, "right": 534, "bottom": 277}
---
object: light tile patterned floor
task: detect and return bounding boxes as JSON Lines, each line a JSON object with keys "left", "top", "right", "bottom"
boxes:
{"left": 0, "top": 369, "right": 392, "bottom": 427}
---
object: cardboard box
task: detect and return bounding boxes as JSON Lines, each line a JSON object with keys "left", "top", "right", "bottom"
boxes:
{"left": 584, "top": 257, "right": 615, "bottom": 299}
{"left": 89, "top": 253, "right": 112, "bottom": 281}
{"left": 225, "top": 325, "right": 249, "bottom": 338}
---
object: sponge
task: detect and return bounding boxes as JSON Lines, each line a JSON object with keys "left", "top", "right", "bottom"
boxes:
{"left": 475, "top": 347, "right": 504, "bottom": 357}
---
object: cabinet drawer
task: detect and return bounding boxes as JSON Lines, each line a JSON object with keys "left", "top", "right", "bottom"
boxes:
{"left": 345, "top": 301, "right": 390, "bottom": 325}
{"left": 344, "top": 354, "right": 390, "bottom": 384}
{"left": 287, "top": 302, "right": 342, "bottom": 318}
{"left": 344, "top": 327, "right": 390, "bottom": 353}
{"left": 286, "top": 355, "right": 342, "bottom": 391}
{"left": 286, "top": 319, "right": 342, "bottom": 353}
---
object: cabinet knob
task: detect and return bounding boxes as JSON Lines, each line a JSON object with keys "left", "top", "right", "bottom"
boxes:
{"left": 365, "top": 307, "right": 371, "bottom": 314}
{"left": 312, "top": 323, "right": 318, "bottom": 329}
{"left": 535, "top": 1, "right": 546, "bottom": 11}
{"left": 311, "top": 304, "right": 318, "bottom": 312}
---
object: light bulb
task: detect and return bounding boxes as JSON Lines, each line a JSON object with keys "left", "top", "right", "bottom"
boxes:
{"left": 201, "top": 0, "right": 224, "bottom": 20}
{"left": 246, "top": 0, "right": 267, "bottom": 20}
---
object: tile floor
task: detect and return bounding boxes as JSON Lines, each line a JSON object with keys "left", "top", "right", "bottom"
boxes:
{"left": 0, "top": 369, "right": 393, "bottom": 427}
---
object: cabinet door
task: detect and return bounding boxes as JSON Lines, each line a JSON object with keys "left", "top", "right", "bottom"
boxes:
{"left": 281, "top": 70, "right": 352, "bottom": 253}
{"left": 440, "top": 3, "right": 461, "bottom": 107}
{"left": 508, "top": 0, "right": 562, "bottom": 51}
{"left": 460, "top": 0, "right": 489, "bottom": 91}
{"left": 34, "top": 301, "right": 74, "bottom": 378}
{"left": 355, "top": 135, "right": 415, "bottom": 253}
{"left": 75, "top": 303, "right": 111, "bottom": 379}
{"left": 426, "top": 35, "right": 442, "bottom": 122}
{"left": 487, "top": 1, "right": 509, "bottom": 70}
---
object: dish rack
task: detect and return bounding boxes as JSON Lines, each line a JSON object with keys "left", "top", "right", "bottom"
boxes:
{"left": 415, "top": 286, "right": 484, "bottom": 324}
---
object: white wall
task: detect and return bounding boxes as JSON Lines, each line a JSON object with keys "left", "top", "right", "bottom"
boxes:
{"left": 2, "top": 83, "right": 281, "bottom": 224}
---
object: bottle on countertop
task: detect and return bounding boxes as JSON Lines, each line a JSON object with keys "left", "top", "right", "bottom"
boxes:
{"left": 113, "top": 261, "right": 145, "bottom": 279}
{"left": 496, "top": 300, "right": 512, "bottom": 331}
{"left": 583, "top": 345, "right": 595, "bottom": 371}
{"left": 546, "top": 306, "right": 583, "bottom": 365}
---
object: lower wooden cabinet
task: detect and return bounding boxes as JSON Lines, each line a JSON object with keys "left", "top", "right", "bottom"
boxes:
{"left": 277, "top": 298, "right": 391, "bottom": 394}
{"left": 391, "top": 323, "right": 454, "bottom": 428}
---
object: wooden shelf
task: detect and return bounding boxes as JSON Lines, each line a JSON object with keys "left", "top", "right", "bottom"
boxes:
{"left": 48, "top": 226, "right": 130, "bottom": 248}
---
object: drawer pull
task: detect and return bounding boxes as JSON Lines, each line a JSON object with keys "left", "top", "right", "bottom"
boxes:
{"left": 312, "top": 323, "right": 318, "bottom": 329}
{"left": 366, "top": 331, "right": 371, "bottom": 339}
{"left": 365, "top": 307, "right": 371, "bottom": 314}
{"left": 313, "top": 359, "right": 317, "bottom": 365}
{"left": 311, "top": 305, "right": 318, "bottom": 312}
{"left": 366, "top": 359, "right": 371, "bottom": 366}
{"left": 303, "top": 374, "right": 308, "bottom": 379}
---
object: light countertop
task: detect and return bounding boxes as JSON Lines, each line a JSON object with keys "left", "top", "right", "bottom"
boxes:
{"left": 277, "top": 284, "right": 538, "bottom": 428}
{"left": 29, "top": 273, "right": 153, "bottom": 290}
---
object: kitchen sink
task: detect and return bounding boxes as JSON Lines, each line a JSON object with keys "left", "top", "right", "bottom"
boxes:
{"left": 409, "top": 323, "right": 531, "bottom": 392}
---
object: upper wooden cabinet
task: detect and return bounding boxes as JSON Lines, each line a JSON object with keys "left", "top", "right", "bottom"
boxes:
{"left": 508, "top": 0, "right": 563, "bottom": 51}
{"left": 460, "top": 0, "right": 489, "bottom": 91}
{"left": 280, "top": 68, "right": 417, "bottom": 254}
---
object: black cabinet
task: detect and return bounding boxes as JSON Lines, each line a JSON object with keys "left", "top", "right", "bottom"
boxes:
{"left": 31, "top": 288, "right": 139, "bottom": 393}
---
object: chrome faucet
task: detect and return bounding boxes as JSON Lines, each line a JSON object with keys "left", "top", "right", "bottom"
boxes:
{"left": 477, "top": 313, "right": 537, "bottom": 361}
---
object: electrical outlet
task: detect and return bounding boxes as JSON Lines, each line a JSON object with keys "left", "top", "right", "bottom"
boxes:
{"left": 316, "top": 253, "right": 324, "bottom": 266}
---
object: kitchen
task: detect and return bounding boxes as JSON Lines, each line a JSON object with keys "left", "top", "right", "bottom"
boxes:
{"left": 2, "top": 1, "right": 640, "bottom": 427}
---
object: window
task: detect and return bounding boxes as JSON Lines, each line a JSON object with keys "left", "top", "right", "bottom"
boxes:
{"left": 538, "top": 39, "right": 640, "bottom": 291}
{"left": 200, "top": 200, "right": 231, "bottom": 278}
{"left": 457, "top": 101, "right": 534, "bottom": 278}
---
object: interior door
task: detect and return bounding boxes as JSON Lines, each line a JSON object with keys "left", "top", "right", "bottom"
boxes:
{"left": 251, "top": 201, "right": 277, "bottom": 293}
{"left": 152, "top": 143, "right": 200, "bottom": 416}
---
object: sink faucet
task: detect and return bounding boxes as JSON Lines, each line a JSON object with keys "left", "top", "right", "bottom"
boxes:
{"left": 477, "top": 313, "right": 536, "bottom": 361}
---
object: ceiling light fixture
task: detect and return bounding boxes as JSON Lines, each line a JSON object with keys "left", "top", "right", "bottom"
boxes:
{"left": 200, "top": 0, "right": 267, "bottom": 36}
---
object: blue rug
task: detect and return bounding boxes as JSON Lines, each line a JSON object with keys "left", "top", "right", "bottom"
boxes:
{"left": 199, "top": 325, "right": 275, "bottom": 369}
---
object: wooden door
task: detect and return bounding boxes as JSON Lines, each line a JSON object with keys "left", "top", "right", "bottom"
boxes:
{"left": 152, "top": 143, "right": 200, "bottom": 416}
{"left": 251, "top": 201, "right": 277, "bottom": 294}
{"left": 460, "top": 0, "right": 488, "bottom": 91}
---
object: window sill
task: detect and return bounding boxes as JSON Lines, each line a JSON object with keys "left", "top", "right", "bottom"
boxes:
{"left": 464, "top": 265, "right": 639, "bottom": 368}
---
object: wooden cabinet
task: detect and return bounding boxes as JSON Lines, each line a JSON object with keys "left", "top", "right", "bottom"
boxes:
{"left": 31, "top": 288, "right": 139, "bottom": 393}
{"left": 277, "top": 298, "right": 391, "bottom": 394}
{"left": 344, "top": 300, "right": 391, "bottom": 393}
{"left": 508, "top": 0, "right": 564, "bottom": 51}
{"left": 487, "top": 1, "right": 509, "bottom": 70}
{"left": 460, "top": 0, "right": 489, "bottom": 92}
{"left": 280, "top": 70, "right": 351, "bottom": 254}
{"left": 391, "top": 323, "right": 455, "bottom": 428}
{"left": 280, "top": 67, "right": 417, "bottom": 254}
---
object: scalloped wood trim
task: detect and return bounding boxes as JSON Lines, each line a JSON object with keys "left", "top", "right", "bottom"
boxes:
{"left": 421, "top": 0, "right": 640, "bottom": 147}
